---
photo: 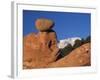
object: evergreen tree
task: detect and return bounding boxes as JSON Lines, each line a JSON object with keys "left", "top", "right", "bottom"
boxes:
{"left": 85, "top": 35, "right": 91, "bottom": 43}
{"left": 73, "top": 39, "right": 82, "bottom": 49}
{"left": 81, "top": 38, "right": 85, "bottom": 45}
{"left": 59, "top": 36, "right": 91, "bottom": 58}
{"left": 61, "top": 44, "right": 73, "bottom": 57}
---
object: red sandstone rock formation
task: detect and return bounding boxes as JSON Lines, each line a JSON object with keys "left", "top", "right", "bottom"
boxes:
{"left": 23, "top": 18, "right": 91, "bottom": 69}
{"left": 47, "top": 43, "right": 90, "bottom": 67}
{"left": 23, "top": 32, "right": 59, "bottom": 69}
{"left": 35, "top": 18, "right": 54, "bottom": 31}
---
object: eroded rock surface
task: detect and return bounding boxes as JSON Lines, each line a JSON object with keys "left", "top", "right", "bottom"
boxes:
{"left": 47, "top": 43, "right": 90, "bottom": 67}
{"left": 23, "top": 18, "right": 91, "bottom": 69}
{"left": 23, "top": 26, "right": 59, "bottom": 68}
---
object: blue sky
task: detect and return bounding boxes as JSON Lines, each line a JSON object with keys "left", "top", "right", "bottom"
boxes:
{"left": 23, "top": 10, "right": 91, "bottom": 40}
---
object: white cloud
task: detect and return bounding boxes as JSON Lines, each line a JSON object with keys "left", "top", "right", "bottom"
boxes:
{"left": 58, "top": 37, "right": 81, "bottom": 49}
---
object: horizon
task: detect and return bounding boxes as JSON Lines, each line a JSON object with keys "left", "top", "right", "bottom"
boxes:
{"left": 23, "top": 10, "right": 91, "bottom": 40}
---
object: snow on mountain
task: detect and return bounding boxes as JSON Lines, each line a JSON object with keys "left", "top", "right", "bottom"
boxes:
{"left": 57, "top": 37, "right": 81, "bottom": 49}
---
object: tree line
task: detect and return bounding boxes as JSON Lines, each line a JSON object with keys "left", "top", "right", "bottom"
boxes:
{"left": 57, "top": 36, "right": 91, "bottom": 59}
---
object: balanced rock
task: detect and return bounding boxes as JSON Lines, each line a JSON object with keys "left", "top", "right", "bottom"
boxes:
{"left": 23, "top": 18, "right": 59, "bottom": 69}
{"left": 35, "top": 18, "right": 54, "bottom": 31}
{"left": 23, "top": 18, "right": 91, "bottom": 69}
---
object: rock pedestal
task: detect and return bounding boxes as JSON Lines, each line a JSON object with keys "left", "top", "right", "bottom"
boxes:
{"left": 23, "top": 18, "right": 90, "bottom": 69}
{"left": 23, "top": 18, "right": 59, "bottom": 69}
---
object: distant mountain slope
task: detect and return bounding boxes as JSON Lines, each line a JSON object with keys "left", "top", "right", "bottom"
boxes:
{"left": 58, "top": 37, "right": 81, "bottom": 49}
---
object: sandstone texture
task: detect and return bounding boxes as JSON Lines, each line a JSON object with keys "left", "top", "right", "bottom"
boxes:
{"left": 23, "top": 31, "right": 59, "bottom": 69}
{"left": 35, "top": 18, "right": 54, "bottom": 31}
{"left": 47, "top": 43, "right": 90, "bottom": 67}
{"left": 23, "top": 18, "right": 91, "bottom": 69}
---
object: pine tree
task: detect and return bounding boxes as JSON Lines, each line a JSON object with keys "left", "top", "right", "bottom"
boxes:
{"left": 85, "top": 36, "right": 91, "bottom": 43}
{"left": 73, "top": 39, "right": 82, "bottom": 49}
{"left": 61, "top": 44, "right": 73, "bottom": 57}
{"left": 81, "top": 38, "right": 85, "bottom": 45}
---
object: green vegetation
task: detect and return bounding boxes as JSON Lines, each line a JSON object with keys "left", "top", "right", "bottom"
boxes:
{"left": 73, "top": 39, "right": 82, "bottom": 49}
{"left": 59, "top": 36, "right": 91, "bottom": 58}
{"left": 60, "top": 44, "right": 73, "bottom": 57}
{"left": 85, "top": 35, "right": 91, "bottom": 43}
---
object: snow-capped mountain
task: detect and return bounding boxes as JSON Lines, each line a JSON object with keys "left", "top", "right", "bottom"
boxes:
{"left": 57, "top": 37, "right": 81, "bottom": 49}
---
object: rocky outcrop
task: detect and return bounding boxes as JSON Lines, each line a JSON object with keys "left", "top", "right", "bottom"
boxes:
{"left": 23, "top": 18, "right": 59, "bottom": 69}
{"left": 23, "top": 32, "right": 59, "bottom": 69}
{"left": 23, "top": 18, "right": 90, "bottom": 69}
{"left": 47, "top": 43, "right": 90, "bottom": 67}
{"left": 35, "top": 18, "right": 54, "bottom": 31}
